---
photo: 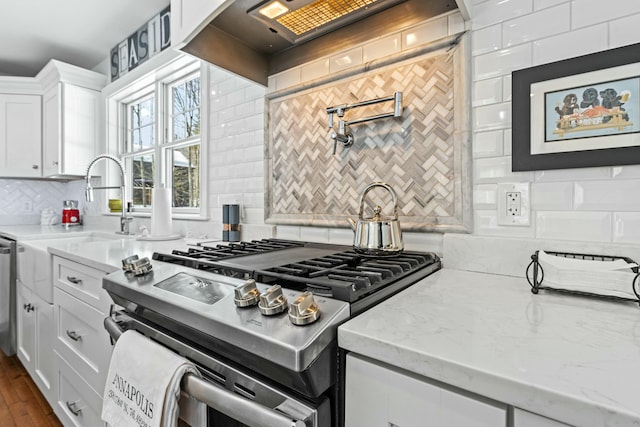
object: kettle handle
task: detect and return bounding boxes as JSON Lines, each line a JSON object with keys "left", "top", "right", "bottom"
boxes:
{"left": 358, "top": 182, "right": 398, "bottom": 220}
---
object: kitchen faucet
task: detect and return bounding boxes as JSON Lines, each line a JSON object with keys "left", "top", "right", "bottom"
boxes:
{"left": 85, "top": 154, "right": 134, "bottom": 235}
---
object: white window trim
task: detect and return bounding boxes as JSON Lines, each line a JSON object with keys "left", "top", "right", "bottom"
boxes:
{"left": 104, "top": 52, "right": 209, "bottom": 220}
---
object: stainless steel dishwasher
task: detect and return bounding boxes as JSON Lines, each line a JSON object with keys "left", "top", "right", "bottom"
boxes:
{"left": 0, "top": 237, "right": 16, "bottom": 356}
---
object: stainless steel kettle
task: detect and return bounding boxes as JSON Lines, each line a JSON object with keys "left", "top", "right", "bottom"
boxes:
{"left": 347, "top": 182, "right": 404, "bottom": 255}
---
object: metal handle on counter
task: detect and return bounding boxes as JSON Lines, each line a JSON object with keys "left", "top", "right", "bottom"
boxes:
{"left": 67, "top": 276, "right": 82, "bottom": 284}
{"left": 66, "top": 330, "right": 81, "bottom": 341}
{"left": 103, "top": 317, "right": 305, "bottom": 427}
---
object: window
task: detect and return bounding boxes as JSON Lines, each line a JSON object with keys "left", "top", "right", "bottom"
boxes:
{"left": 113, "top": 57, "right": 206, "bottom": 217}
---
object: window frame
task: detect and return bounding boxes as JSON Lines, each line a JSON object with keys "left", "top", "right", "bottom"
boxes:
{"left": 105, "top": 54, "right": 208, "bottom": 220}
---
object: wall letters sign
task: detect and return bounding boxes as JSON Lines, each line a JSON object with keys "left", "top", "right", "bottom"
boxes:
{"left": 110, "top": 5, "right": 171, "bottom": 82}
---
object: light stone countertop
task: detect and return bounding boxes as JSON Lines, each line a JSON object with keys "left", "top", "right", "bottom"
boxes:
{"left": 338, "top": 268, "right": 640, "bottom": 427}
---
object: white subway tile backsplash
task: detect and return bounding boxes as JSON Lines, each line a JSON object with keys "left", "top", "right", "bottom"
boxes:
{"left": 328, "top": 228, "right": 354, "bottom": 245}
{"left": 300, "top": 59, "right": 330, "bottom": 83}
{"left": 330, "top": 47, "right": 363, "bottom": 73}
{"left": 299, "top": 226, "right": 329, "bottom": 243}
{"left": 473, "top": 130, "right": 504, "bottom": 158}
{"left": 531, "top": 181, "right": 573, "bottom": 210}
{"left": 472, "top": 25, "right": 502, "bottom": 56}
{"left": 571, "top": 0, "right": 640, "bottom": 29}
{"left": 502, "top": 74, "right": 512, "bottom": 101}
{"left": 532, "top": 23, "right": 608, "bottom": 65}
{"left": 474, "top": 44, "right": 532, "bottom": 80}
{"left": 534, "top": 0, "right": 568, "bottom": 10}
{"left": 275, "top": 226, "right": 301, "bottom": 240}
{"left": 474, "top": 156, "right": 535, "bottom": 183}
{"left": 609, "top": 13, "right": 640, "bottom": 48}
{"left": 474, "top": 102, "right": 512, "bottom": 130}
{"left": 472, "top": 0, "right": 532, "bottom": 29}
{"left": 402, "top": 16, "right": 449, "bottom": 49}
{"left": 403, "top": 232, "right": 444, "bottom": 254}
{"left": 503, "top": 4, "right": 570, "bottom": 46}
{"left": 473, "top": 78, "right": 503, "bottom": 107}
{"left": 534, "top": 167, "right": 611, "bottom": 182}
{"left": 474, "top": 184, "right": 498, "bottom": 209}
{"left": 536, "top": 211, "right": 612, "bottom": 242}
{"left": 503, "top": 129, "right": 512, "bottom": 156}
{"left": 575, "top": 180, "right": 640, "bottom": 211}
{"left": 363, "top": 35, "right": 401, "bottom": 62}
{"left": 613, "top": 213, "right": 640, "bottom": 243}
{"left": 474, "top": 210, "right": 536, "bottom": 237}
{"left": 274, "top": 68, "right": 301, "bottom": 91}
{"left": 612, "top": 165, "right": 640, "bottom": 179}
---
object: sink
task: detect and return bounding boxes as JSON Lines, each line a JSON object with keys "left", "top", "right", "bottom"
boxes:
{"left": 17, "top": 233, "right": 130, "bottom": 303}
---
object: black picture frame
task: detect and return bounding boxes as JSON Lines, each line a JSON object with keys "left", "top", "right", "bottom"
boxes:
{"left": 512, "top": 42, "right": 640, "bottom": 171}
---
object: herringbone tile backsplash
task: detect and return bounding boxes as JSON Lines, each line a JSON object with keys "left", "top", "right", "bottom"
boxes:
{"left": 266, "top": 45, "right": 471, "bottom": 232}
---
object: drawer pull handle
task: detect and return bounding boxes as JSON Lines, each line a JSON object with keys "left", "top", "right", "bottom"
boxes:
{"left": 67, "top": 276, "right": 82, "bottom": 284}
{"left": 23, "top": 303, "right": 34, "bottom": 313}
{"left": 66, "top": 400, "right": 82, "bottom": 416}
{"left": 66, "top": 330, "right": 82, "bottom": 341}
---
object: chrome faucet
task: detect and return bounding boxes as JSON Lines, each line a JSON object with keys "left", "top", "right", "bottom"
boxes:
{"left": 85, "top": 154, "right": 134, "bottom": 235}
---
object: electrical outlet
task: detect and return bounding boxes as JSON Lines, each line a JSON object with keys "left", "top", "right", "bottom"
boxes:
{"left": 23, "top": 201, "right": 33, "bottom": 213}
{"left": 497, "top": 183, "right": 530, "bottom": 226}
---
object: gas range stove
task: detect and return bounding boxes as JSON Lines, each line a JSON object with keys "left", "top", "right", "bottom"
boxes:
{"left": 102, "top": 238, "right": 441, "bottom": 424}
{"left": 151, "top": 239, "right": 440, "bottom": 313}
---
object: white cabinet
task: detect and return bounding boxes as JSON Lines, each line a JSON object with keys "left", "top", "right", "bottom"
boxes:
{"left": 0, "top": 94, "right": 42, "bottom": 177}
{"left": 42, "top": 82, "right": 101, "bottom": 177}
{"left": 345, "top": 354, "right": 507, "bottom": 427}
{"left": 52, "top": 255, "right": 114, "bottom": 427}
{"left": 513, "top": 408, "right": 571, "bottom": 427}
{"left": 39, "top": 60, "right": 106, "bottom": 177}
{"left": 171, "top": 0, "right": 232, "bottom": 48}
{"left": 16, "top": 281, "right": 56, "bottom": 405}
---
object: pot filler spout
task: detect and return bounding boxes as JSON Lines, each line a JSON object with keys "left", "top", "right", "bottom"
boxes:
{"left": 180, "top": 0, "right": 458, "bottom": 85}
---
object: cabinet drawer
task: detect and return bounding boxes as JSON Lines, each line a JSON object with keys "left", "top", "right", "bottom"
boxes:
{"left": 54, "top": 256, "right": 110, "bottom": 311}
{"left": 54, "top": 287, "right": 112, "bottom": 394}
{"left": 54, "top": 351, "right": 103, "bottom": 427}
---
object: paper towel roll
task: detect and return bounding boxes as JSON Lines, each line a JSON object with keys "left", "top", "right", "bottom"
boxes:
{"left": 151, "top": 187, "right": 172, "bottom": 237}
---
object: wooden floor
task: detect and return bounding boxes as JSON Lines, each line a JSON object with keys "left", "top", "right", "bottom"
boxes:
{"left": 0, "top": 350, "right": 62, "bottom": 427}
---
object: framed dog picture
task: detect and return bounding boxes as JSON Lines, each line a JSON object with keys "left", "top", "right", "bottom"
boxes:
{"left": 512, "top": 43, "right": 640, "bottom": 171}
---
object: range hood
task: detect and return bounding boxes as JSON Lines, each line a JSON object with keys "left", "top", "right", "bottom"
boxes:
{"left": 181, "top": 0, "right": 458, "bottom": 86}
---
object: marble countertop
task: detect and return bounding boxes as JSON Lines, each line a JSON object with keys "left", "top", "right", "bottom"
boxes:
{"left": 339, "top": 268, "right": 640, "bottom": 427}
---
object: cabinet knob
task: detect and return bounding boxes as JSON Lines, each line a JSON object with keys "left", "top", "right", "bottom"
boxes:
{"left": 32, "top": 165, "right": 38, "bottom": 169}
{"left": 23, "top": 303, "right": 34, "bottom": 312}
{"left": 66, "top": 401, "right": 82, "bottom": 416}
{"left": 53, "top": 161, "right": 59, "bottom": 166}
{"left": 66, "top": 330, "right": 82, "bottom": 341}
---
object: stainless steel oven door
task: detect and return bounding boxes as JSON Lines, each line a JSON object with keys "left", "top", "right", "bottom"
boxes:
{"left": 104, "top": 313, "right": 329, "bottom": 427}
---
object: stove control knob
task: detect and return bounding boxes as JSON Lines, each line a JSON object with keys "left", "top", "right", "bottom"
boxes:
{"left": 288, "top": 291, "right": 321, "bottom": 326}
{"left": 234, "top": 279, "right": 260, "bottom": 307}
{"left": 258, "top": 285, "right": 288, "bottom": 316}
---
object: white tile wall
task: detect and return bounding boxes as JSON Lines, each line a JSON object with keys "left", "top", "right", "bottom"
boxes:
{"left": 468, "top": 1, "right": 640, "bottom": 245}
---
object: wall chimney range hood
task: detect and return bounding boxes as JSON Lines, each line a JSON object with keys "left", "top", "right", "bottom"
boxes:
{"left": 181, "top": 0, "right": 458, "bottom": 86}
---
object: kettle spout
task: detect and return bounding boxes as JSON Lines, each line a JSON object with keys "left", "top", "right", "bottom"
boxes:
{"left": 347, "top": 217, "right": 357, "bottom": 231}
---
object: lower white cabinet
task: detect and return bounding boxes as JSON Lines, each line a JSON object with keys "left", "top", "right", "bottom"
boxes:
{"left": 52, "top": 255, "right": 114, "bottom": 427}
{"left": 16, "top": 280, "right": 56, "bottom": 404}
{"left": 513, "top": 408, "right": 571, "bottom": 427}
{"left": 345, "top": 354, "right": 507, "bottom": 427}
{"left": 55, "top": 351, "right": 104, "bottom": 427}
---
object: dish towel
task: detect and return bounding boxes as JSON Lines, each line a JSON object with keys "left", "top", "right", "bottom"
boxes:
{"left": 102, "top": 330, "right": 201, "bottom": 427}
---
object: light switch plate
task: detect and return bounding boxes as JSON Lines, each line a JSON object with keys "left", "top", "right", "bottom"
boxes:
{"left": 497, "top": 183, "right": 530, "bottom": 226}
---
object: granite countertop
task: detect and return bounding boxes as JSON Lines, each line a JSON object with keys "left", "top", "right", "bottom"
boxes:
{"left": 339, "top": 268, "right": 640, "bottom": 427}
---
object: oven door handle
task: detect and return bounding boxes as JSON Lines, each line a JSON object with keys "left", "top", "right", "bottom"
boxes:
{"left": 104, "top": 317, "right": 307, "bottom": 427}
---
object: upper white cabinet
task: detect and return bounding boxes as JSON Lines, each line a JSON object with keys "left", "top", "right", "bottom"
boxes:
{"left": 39, "top": 60, "right": 106, "bottom": 177}
{"left": 0, "top": 94, "right": 42, "bottom": 177}
{"left": 171, "top": 0, "right": 233, "bottom": 48}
